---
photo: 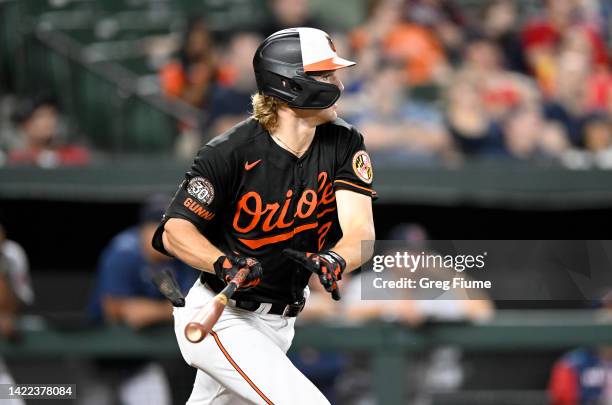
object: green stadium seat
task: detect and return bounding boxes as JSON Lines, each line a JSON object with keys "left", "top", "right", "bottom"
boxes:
{"left": 116, "top": 57, "right": 157, "bottom": 75}
{"left": 123, "top": 97, "right": 176, "bottom": 152}
{"left": 0, "top": 1, "right": 20, "bottom": 88}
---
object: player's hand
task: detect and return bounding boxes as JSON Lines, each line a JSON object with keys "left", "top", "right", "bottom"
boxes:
{"left": 0, "top": 314, "right": 17, "bottom": 340}
{"left": 213, "top": 255, "right": 262, "bottom": 290}
{"left": 283, "top": 249, "right": 345, "bottom": 301}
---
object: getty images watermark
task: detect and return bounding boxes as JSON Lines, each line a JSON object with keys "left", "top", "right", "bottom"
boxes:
{"left": 371, "top": 250, "right": 490, "bottom": 291}
{"left": 360, "top": 240, "right": 612, "bottom": 300}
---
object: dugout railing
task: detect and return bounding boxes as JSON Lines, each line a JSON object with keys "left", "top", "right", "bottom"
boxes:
{"left": 2, "top": 160, "right": 612, "bottom": 209}
{"left": 1, "top": 310, "right": 611, "bottom": 404}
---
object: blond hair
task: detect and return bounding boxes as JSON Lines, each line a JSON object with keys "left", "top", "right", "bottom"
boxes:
{"left": 251, "top": 93, "right": 284, "bottom": 133}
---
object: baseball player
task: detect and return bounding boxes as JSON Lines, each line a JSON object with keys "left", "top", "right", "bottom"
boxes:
{"left": 152, "top": 27, "right": 376, "bottom": 404}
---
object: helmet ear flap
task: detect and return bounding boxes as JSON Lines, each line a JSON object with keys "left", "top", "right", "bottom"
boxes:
{"left": 288, "top": 75, "right": 340, "bottom": 109}
{"left": 290, "top": 81, "right": 303, "bottom": 92}
{"left": 281, "top": 79, "right": 303, "bottom": 93}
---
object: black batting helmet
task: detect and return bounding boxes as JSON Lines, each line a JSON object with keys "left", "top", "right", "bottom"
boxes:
{"left": 252, "top": 27, "right": 356, "bottom": 109}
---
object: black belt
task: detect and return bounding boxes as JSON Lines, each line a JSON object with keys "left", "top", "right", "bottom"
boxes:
{"left": 201, "top": 275, "right": 304, "bottom": 317}
{"left": 233, "top": 299, "right": 305, "bottom": 318}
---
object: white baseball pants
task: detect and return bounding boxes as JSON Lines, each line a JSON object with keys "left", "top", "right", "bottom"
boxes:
{"left": 174, "top": 279, "right": 330, "bottom": 405}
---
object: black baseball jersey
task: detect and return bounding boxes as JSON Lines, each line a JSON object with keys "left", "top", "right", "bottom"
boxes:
{"left": 153, "top": 117, "right": 376, "bottom": 303}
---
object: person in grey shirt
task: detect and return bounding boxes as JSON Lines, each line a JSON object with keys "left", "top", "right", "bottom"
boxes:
{"left": 0, "top": 220, "right": 33, "bottom": 405}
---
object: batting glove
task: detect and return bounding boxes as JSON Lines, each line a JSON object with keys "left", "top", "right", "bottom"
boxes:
{"left": 283, "top": 249, "right": 345, "bottom": 300}
{"left": 214, "top": 255, "right": 262, "bottom": 290}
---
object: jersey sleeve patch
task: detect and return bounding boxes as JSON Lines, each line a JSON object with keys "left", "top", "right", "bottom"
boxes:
{"left": 187, "top": 177, "right": 215, "bottom": 205}
{"left": 352, "top": 151, "right": 373, "bottom": 184}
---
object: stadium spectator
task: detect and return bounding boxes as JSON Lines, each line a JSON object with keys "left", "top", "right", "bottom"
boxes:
{"left": 89, "top": 195, "right": 198, "bottom": 328}
{"left": 405, "top": 0, "right": 468, "bottom": 67}
{"left": 456, "top": 37, "right": 539, "bottom": 119}
{"left": 502, "top": 106, "right": 569, "bottom": 160}
{"left": 341, "top": 60, "right": 453, "bottom": 163}
{"left": 549, "top": 292, "right": 612, "bottom": 405}
{"left": 521, "top": 0, "right": 609, "bottom": 97}
{"left": 583, "top": 115, "right": 612, "bottom": 152}
{"left": 562, "top": 115, "right": 612, "bottom": 168}
{"left": 549, "top": 347, "right": 612, "bottom": 405}
{"left": 8, "top": 95, "right": 90, "bottom": 168}
{"left": 159, "top": 17, "right": 217, "bottom": 108}
{"left": 340, "top": 224, "right": 493, "bottom": 403}
{"left": 350, "top": 0, "right": 449, "bottom": 86}
{"left": 260, "top": 0, "right": 322, "bottom": 37}
{"left": 0, "top": 220, "right": 33, "bottom": 405}
{"left": 342, "top": 224, "right": 494, "bottom": 324}
{"left": 480, "top": 0, "right": 529, "bottom": 73}
{"left": 289, "top": 280, "right": 347, "bottom": 404}
{"left": 540, "top": 24, "right": 611, "bottom": 145}
{"left": 208, "top": 32, "right": 263, "bottom": 134}
{"left": 86, "top": 195, "right": 198, "bottom": 405}
{"left": 444, "top": 79, "right": 506, "bottom": 157}
{"left": 585, "top": 67, "right": 612, "bottom": 113}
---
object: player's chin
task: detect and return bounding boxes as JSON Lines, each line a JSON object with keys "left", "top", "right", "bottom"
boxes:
{"left": 318, "top": 107, "right": 337, "bottom": 123}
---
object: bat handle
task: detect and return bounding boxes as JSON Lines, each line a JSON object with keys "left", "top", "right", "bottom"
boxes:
{"left": 222, "top": 266, "right": 250, "bottom": 297}
{"left": 184, "top": 267, "right": 251, "bottom": 343}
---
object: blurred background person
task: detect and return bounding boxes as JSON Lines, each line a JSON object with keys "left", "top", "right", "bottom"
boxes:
{"left": 521, "top": 0, "right": 609, "bottom": 108}
{"left": 548, "top": 346, "right": 612, "bottom": 405}
{"left": 290, "top": 281, "right": 348, "bottom": 404}
{"left": 350, "top": 0, "right": 449, "bottom": 88}
{"left": 343, "top": 224, "right": 494, "bottom": 324}
{"left": 340, "top": 224, "right": 494, "bottom": 404}
{"left": 444, "top": 78, "right": 506, "bottom": 158}
{"left": 0, "top": 218, "right": 33, "bottom": 405}
{"left": 455, "top": 36, "right": 538, "bottom": 121}
{"left": 404, "top": 0, "right": 468, "bottom": 69}
{"left": 582, "top": 115, "right": 612, "bottom": 165}
{"left": 207, "top": 32, "right": 263, "bottom": 134}
{"left": 480, "top": 0, "right": 529, "bottom": 74}
{"left": 85, "top": 195, "right": 198, "bottom": 405}
{"left": 502, "top": 106, "right": 569, "bottom": 161}
{"left": 159, "top": 17, "right": 218, "bottom": 160}
{"left": 261, "top": 0, "right": 322, "bottom": 37}
{"left": 548, "top": 293, "right": 612, "bottom": 405}
{"left": 159, "top": 17, "right": 217, "bottom": 109}
{"left": 7, "top": 95, "right": 90, "bottom": 168}
{"left": 341, "top": 59, "right": 454, "bottom": 164}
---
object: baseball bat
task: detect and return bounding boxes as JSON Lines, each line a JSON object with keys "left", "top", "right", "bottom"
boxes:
{"left": 184, "top": 267, "right": 250, "bottom": 343}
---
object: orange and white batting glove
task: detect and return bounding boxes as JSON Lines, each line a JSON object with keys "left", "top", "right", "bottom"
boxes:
{"left": 283, "top": 249, "right": 345, "bottom": 301}
{"left": 213, "top": 255, "right": 262, "bottom": 290}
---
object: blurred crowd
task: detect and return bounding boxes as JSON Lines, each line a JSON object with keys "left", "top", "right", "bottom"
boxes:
{"left": 161, "top": 0, "right": 612, "bottom": 167}
{"left": 0, "top": 94, "right": 90, "bottom": 168}
{"left": 0, "top": 0, "right": 611, "bottom": 168}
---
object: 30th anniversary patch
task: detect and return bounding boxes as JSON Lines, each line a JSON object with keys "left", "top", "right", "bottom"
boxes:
{"left": 352, "top": 150, "right": 373, "bottom": 184}
{"left": 187, "top": 177, "right": 215, "bottom": 205}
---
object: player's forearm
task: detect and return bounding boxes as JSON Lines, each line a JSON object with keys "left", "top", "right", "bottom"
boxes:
{"left": 0, "top": 273, "right": 18, "bottom": 314}
{"left": 162, "top": 218, "right": 223, "bottom": 273}
{"left": 103, "top": 297, "right": 173, "bottom": 329}
{"left": 123, "top": 300, "right": 173, "bottom": 325}
{"left": 331, "top": 223, "right": 375, "bottom": 273}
